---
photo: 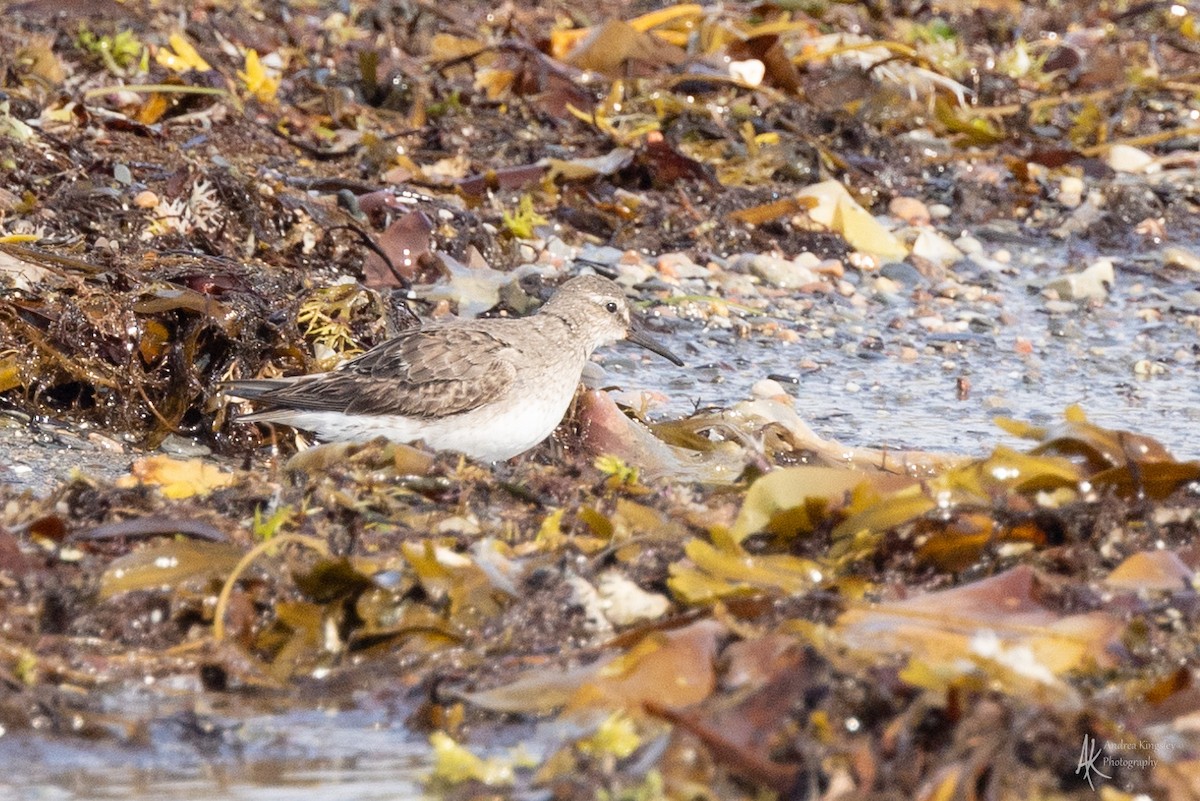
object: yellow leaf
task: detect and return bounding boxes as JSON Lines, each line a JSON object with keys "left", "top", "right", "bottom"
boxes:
{"left": 156, "top": 32, "right": 211, "bottom": 73}
{"left": 796, "top": 180, "right": 908, "bottom": 260}
{"left": 668, "top": 538, "right": 823, "bottom": 603}
{"left": 428, "top": 731, "right": 514, "bottom": 786}
{"left": 115, "top": 455, "right": 235, "bottom": 499}
{"left": 577, "top": 712, "right": 641, "bottom": 758}
{"left": 732, "top": 466, "right": 870, "bottom": 541}
{"left": 238, "top": 49, "right": 279, "bottom": 104}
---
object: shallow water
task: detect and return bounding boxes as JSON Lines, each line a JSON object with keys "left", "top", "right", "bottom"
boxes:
{"left": 608, "top": 244, "right": 1200, "bottom": 460}
{"left": 0, "top": 705, "right": 429, "bottom": 801}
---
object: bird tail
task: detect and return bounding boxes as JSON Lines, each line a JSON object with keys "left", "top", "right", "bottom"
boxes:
{"left": 221, "top": 378, "right": 296, "bottom": 401}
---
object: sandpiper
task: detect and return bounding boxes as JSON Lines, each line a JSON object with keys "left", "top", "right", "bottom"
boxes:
{"left": 226, "top": 274, "right": 683, "bottom": 461}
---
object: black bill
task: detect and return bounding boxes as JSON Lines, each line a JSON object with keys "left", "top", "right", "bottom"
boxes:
{"left": 627, "top": 319, "right": 684, "bottom": 366}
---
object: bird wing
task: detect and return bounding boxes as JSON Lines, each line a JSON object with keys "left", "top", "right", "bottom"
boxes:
{"left": 229, "top": 325, "right": 519, "bottom": 419}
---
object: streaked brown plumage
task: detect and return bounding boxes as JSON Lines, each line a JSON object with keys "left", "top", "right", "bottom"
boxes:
{"left": 226, "top": 275, "right": 682, "bottom": 460}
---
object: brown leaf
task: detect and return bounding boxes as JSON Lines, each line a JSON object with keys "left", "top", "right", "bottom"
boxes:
{"left": 1105, "top": 551, "right": 1195, "bottom": 591}
{"left": 564, "top": 19, "right": 685, "bottom": 77}
{"left": 837, "top": 566, "right": 1124, "bottom": 685}
{"left": 362, "top": 211, "right": 432, "bottom": 288}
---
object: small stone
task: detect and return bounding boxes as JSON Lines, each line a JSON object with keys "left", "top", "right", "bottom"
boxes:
{"left": 613, "top": 260, "right": 654, "bottom": 286}
{"left": 888, "top": 196, "right": 931, "bottom": 226}
{"left": 1043, "top": 299, "right": 1078, "bottom": 314}
{"left": 543, "top": 236, "right": 573, "bottom": 260}
{"left": 873, "top": 275, "right": 901, "bottom": 295}
{"left": 813, "top": 258, "right": 844, "bottom": 278}
{"left": 1058, "top": 175, "right": 1084, "bottom": 208}
{"left": 113, "top": 163, "right": 132, "bottom": 185}
{"left": 728, "top": 58, "right": 765, "bottom": 87}
{"left": 879, "top": 261, "right": 924, "bottom": 287}
{"left": 751, "top": 378, "right": 788, "bottom": 400}
{"left": 741, "top": 254, "right": 817, "bottom": 289}
{"left": 657, "top": 252, "right": 708, "bottom": 279}
{"left": 576, "top": 243, "right": 625, "bottom": 268}
{"left": 1164, "top": 247, "right": 1200, "bottom": 273}
{"left": 1042, "top": 258, "right": 1114, "bottom": 301}
{"left": 992, "top": 249, "right": 1011, "bottom": 264}
{"left": 133, "top": 190, "right": 159, "bottom": 208}
{"left": 928, "top": 203, "right": 952, "bottom": 220}
{"left": 954, "top": 235, "right": 983, "bottom": 255}
{"left": 1133, "top": 359, "right": 1165, "bottom": 377}
{"left": 159, "top": 434, "right": 212, "bottom": 457}
{"left": 0, "top": 187, "right": 20, "bottom": 213}
{"left": 910, "top": 229, "right": 964, "bottom": 267}
{"left": 1107, "top": 144, "right": 1157, "bottom": 174}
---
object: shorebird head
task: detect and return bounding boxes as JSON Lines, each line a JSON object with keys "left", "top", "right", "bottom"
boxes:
{"left": 543, "top": 275, "right": 684, "bottom": 365}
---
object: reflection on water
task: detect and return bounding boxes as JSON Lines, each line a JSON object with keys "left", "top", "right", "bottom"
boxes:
{"left": 0, "top": 707, "right": 430, "bottom": 801}
{"left": 5, "top": 756, "right": 427, "bottom": 801}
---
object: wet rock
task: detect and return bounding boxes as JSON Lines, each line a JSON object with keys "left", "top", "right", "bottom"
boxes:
{"left": 1042, "top": 258, "right": 1115, "bottom": 301}
{"left": 888, "top": 196, "right": 931, "bottom": 226}
{"left": 910, "top": 229, "right": 964, "bottom": 267}
{"left": 1133, "top": 359, "right": 1166, "bottom": 376}
{"left": 1163, "top": 247, "right": 1200, "bottom": 273}
{"left": 159, "top": 434, "right": 212, "bottom": 457}
{"left": 1057, "top": 175, "right": 1084, "bottom": 207}
{"left": 879, "top": 261, "right": 925, "bottom": 287}
{"left": 928, "top": 203, "right": 952, "bottom": 220}
{"left": 1106, "top": 144, "right": 1157, "bottom": 174}
{"left": 657, "top": 252, "right": 708, "bottom": 280}
{"left": 728, "top": 58, "right": 765, "bottom": 87}
{"left": 954, "top": 235, "right": 983, "bottom": 255}
{"left": 738, "top": 253, "right": 817, "bottom": 289}
{"left": 575, "top": 243, "right": 625, "bottom": 268}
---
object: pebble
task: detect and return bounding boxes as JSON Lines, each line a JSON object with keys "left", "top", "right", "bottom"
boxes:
{"left": 928, "top": 203, "right": 952, "bottom": 220}
{"left": 134, "top": 190, "right": 159, "bottom": 208}
{"left": 1057, "top": 175, "right": 1084, "bottom": 208}
{"left": 910, "top": 229, "right": 964, "bottom": 267}
{"left": 888, "top": 196, "right": 931, "bottom": 226}
{"left": 1043, "top": 299, "right": 1078, "bottom": 314}
{"left": 872, "top": 275, "right": 901, "bottom": 295}
{"left": 657, "top": 252, "right": 709, "bottom": 279}
{"left": 728, "top": 58, "right": 765, "bottom": 87}
{"left": 159, "top": 434, "right": 212, "bottom": 457}
{"left": 814, "top": 258, "right": 844, "bottom": 278}
{"left": 751, "top": 378, "right": 788, "bottom": 400}
{"left": 543, "top": 236, "right": 573, "bottom": 260}
{"left": 739, "top": 253, "right": 818, "bottom": 289}
{"left": 1107, "top": 144, "right": 1157, "bottom": 174}
{"left": 613, "top": 260, "right": 655, "bottom": 286}
{"left": 1042, "top": 258, "right": 1114, "bottom": 301}
{"left": 1163, "top": 247, "right": 1200, "bottom": 273}
{"left": 954, "top": 235, "right": 983, "bottom": 255}
{"left": 879, "top": 261, "right": 924, "bottom": 287}
{"left": 576, "top": 243, "right": 625, "bottom": 267}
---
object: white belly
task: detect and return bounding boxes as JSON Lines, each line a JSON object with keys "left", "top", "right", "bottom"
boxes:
{"left": 264, "top": 373, "right": 581, "bottom": 461}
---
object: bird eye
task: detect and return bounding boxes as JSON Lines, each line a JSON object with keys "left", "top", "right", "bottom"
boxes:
{"left": 604, "top": 301, "right": 619, "bottom": 314}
